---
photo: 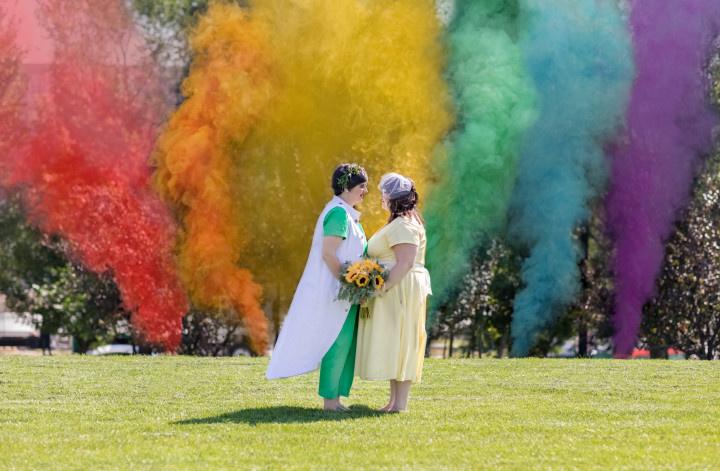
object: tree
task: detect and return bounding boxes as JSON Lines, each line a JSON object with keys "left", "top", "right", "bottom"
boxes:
{"left": 129, "top": 0, "right": 250, "bottom": 96}
{"left": 0, "top": 195, "right": 129, "bottom": 353}
{"left": 180, "top": 309, "right": 251, "bottom": 356}
{"left": 642, "top": 151, "right": 720, "bottom": 360}
{"left": 572, "top": 203, "right": 615, "bottom": 357}
{"left": 433, "top": 229, "right": 611, "bottom": 359}
{"left": 640, "top": 49, "right": 720, "bottom": 360}
{"left": 431, "top": 239, "right": 522, "bottom": 358}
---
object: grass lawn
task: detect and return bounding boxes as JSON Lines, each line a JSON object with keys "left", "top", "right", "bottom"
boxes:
{"left": 1, "top": 357, "right": 719, "bottom": 469}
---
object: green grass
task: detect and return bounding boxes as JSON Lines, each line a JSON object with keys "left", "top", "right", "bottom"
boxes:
{"left": 1, "top": 357, "right": 719, "bottom": 469}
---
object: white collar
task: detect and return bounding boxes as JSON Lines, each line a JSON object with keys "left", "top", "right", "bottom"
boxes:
{"left": 332, "top": 195, "right": 361, "bottom": 222}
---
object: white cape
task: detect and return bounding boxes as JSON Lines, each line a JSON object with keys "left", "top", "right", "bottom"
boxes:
{"left": 266, "top": 196, "right": 366, "bottom": 379}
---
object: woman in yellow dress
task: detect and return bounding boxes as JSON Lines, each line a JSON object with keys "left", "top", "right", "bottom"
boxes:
{"left": 356, "top": 172, "right": 431, "bottom": 412}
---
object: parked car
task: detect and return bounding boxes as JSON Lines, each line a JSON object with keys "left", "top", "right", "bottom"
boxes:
{"left": 87, "top": 343, "right": 136, "bottom": 355}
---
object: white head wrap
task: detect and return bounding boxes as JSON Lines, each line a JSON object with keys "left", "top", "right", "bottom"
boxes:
{"left": 378, "top": 172, "right": 414, "bottom": 199}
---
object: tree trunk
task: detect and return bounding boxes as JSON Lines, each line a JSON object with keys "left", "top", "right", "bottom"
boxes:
{"left": 578, "top": 319, "right": 588, "bottom": 358}
{"left": 467, "top": 328, "right": 476, "bottom": 358}
{"left": 497, "top": 328, "right": 509, "bottom": 358}
{"left": 477, "top": 328, "right": 484, "bottom": 358}
{"left": 448, "top": 331, "right": 455, "bottom": 358}
{"left": 578, "top": 226, "right": 589, "bottom": 358}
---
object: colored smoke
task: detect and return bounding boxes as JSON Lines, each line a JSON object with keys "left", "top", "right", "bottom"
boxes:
{"left": 509, "top": 0, "right": 634, "bottom": 356}
{"left": 2, "top": 0, "right": 188, "bottom": 350}
{"left": 153, "top": 2, "right": 272, "bottom": 353}
{"left": 425, "top": 0, "right": 536, "bottom": 314}
{"left": 608, "top": 0, "right": 720, "bottom": 357}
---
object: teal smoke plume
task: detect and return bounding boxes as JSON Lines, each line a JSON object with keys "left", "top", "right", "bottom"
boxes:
{"left": 509, "top": 0, "right": 634, "bottom": 356}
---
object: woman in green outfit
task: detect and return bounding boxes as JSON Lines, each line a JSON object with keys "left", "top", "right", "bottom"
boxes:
{"left": 267, "top": 163, "right": 368, "bottom": 411}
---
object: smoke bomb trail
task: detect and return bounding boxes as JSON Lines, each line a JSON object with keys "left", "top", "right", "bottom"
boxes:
{"left": 153, "top": 2, "right": 272, "bottom": 353}
{"left": 424, "top": 0, "right": 536, "bottom": 315}
{"left": 509, "top": 0, "right": 634, "bottom": 356}
{"left": 2, "top": 0, "right": 188, "bottom": 350}
{"left": 608, "top": 0, "right": 720, "bottom": 357}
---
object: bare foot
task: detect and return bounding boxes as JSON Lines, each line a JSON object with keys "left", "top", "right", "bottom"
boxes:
{"left": 377, "top": 402, "right": 394, "bottom": 412}
{"left": 323, "top": 398, "right": 339, "bottom": 411}
{"left": 336, "top": 403, "right": 350, "bottom": 411}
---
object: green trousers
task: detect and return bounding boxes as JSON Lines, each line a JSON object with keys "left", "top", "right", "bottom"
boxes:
{"left": 318, "top": 304, "right": 359, "bottom": 399}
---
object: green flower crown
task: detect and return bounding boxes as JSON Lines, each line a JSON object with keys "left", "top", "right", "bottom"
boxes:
{"left": 336, "top": 164, "right": 363, "bottom": 191}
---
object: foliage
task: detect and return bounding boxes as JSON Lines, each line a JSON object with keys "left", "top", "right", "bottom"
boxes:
{"left": 129, "top": 0, "right": 248, "bottom": 92}
{"left": 561, "top": 203, "right": 616, "bottom": 358}
{"left": 0, "top": 195, "right": 128, "bottom": 353}
{"left": 431, "top": 239, "right": 522, "bottom": 357}
{"left": 434, "top": 212, "right": 615, "bottom": 358}
{"left": 578, "top": 205, "right": 616, "bottom": 342}
{"left": 640, "top": 50, "right": 720, "bottom": 360}
{"left": 130, "top": 0, "right": 205, "bottom": 74}
{"left": 180, "top": 309, "right": 252, "bottom": 356}
{"left": 642, "top": 152, "right": 720, "bottom": 360}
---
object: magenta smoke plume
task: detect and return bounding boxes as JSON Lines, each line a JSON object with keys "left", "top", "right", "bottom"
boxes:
{"left": 607, "top": 0, "right": 720, "bottom": 357}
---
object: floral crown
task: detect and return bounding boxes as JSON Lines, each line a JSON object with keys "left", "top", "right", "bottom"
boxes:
{"left": 336, "top": 164, "right": 364, "bottom": 191}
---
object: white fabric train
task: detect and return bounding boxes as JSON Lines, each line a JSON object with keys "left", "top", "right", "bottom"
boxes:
{"left": 266, "top": 196, "right": 366, "bottom": 379}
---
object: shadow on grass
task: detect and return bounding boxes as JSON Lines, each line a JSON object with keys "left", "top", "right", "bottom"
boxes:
{"left": 174, "top": 405, "right": 384, "bottom": 425}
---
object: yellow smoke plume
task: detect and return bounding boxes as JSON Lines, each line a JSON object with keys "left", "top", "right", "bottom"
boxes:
{"left": 236, "top": 0, "right": 452, "bottom": 316}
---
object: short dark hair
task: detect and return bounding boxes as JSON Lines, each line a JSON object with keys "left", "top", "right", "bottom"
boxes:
{"left": 331, "top": 163, "right": 368, "bottom": 196}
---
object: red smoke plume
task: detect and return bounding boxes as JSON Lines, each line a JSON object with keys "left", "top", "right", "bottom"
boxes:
{"left": 2, "top": 0, "right": 188, "bottom": 350}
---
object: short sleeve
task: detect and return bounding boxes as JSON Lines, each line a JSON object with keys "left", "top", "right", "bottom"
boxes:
{"left": 386, "top": 219, "right": 419, "bottom": 247}
{"left": 323, "top": 207, "right": 349, "bottom": 239}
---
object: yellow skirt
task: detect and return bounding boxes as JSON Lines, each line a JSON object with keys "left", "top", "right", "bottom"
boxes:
{"left": 355, "top": 268, "right": 429, "bottom": 383}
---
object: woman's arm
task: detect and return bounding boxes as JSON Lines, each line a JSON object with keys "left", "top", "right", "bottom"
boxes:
{"left": 382, "top": 243, "right": 418, "bottom": 293}
{"left": 321, "top": 236, "right": 344, "bottom": 277}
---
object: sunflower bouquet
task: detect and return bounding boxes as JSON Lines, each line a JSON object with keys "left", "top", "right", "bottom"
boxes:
{"left": 337, "top": 258, "right": 387, "bottom": 306}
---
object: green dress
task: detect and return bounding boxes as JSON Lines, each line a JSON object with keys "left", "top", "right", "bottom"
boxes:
{"left": 318, "top": 206, "right": 366, "bottom": 399}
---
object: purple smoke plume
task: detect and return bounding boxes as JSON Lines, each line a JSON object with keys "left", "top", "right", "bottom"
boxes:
{"left": 607, "top": 0, "right": 720, "bottom": 357}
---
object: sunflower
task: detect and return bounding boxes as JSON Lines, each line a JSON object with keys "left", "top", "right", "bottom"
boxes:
{"left": 359, "top": 260, "right": 374, "bottom": 271}
{"left": 344, "top": 270, "right": 359, "bottom": 283}
{"left": 355, "top": 274, "right": 370, "bottom": 287}
{"left": 373, "top": 275, "right": 384, "bottom": 290}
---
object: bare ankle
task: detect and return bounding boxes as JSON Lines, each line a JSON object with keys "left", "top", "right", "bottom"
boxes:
{"left": 323, "top": 398, "right": 339, "bottom": 409}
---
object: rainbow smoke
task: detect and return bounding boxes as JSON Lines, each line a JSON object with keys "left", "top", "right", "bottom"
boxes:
{"left": 509, "top": 0, "right": 633, "bottom": 356}
{"left": 3, "top": 0, "right": 188, "bottom": 350}
{"left": 206, "top": 0, "right": 451, "bottom": 317}
{"left": 607, "top": 0, "right": 720, "bottom": 357}
{"left": 425, "top": 0, "right": 536, "bottom": 314}
{"left": 153, "top": 2, "right": 272, "bottom": 354}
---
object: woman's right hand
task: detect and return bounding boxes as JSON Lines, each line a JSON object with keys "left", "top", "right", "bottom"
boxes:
{"left": 321, "top": 236, "right": 344, "bottom": 277}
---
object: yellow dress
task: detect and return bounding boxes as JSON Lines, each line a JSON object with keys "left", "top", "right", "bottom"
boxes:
{"left": 356, "top": 216, "right": 431, "bottom": 383}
